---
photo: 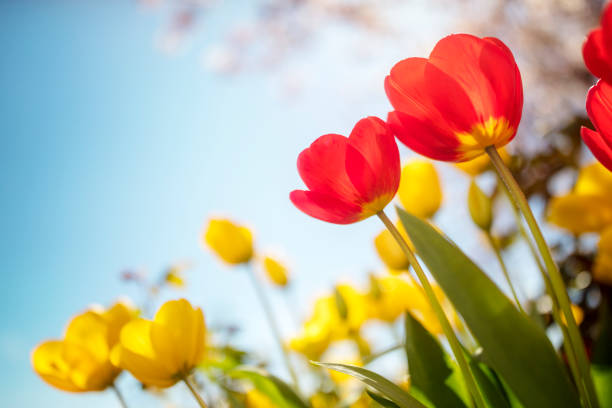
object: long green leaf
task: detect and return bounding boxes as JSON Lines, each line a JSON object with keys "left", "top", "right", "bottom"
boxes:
{"left": 397, "top": 207, "right": 580, "bottom": 408}
{"left": 230, "top": 367, "right": 309, "bottom": 408}
{"left": 592, "top": 298, "right": 612, "bottom": 407}
{"left": 367, "top": 390, "right": 402, "bottom": 408}
{"left": 312, "top": 362, "right": 427, "bottom": 408}
{"left": 403, "top": 311, "right": 468, "bottom": 407}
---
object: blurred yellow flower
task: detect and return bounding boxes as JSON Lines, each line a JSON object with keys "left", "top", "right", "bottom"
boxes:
{"left": 594, "top": 226, "right": 612, "bottom": 286}
{"left": 548, "top": 163, "right": 612, "bottom": 234}
{"left": 398, "top": 160, "right": 442, "bottom": 219}
{"left": 31, "top": 301, "right": 135, "bottom": 393}
{"left": 262, "top": 256, "right": 289, "bottom": 287}
{"left": 310, "top": 392, "right": 340, "bottom": 408}
{"left": 366, "top": 275, "right": 423, "bottom": 322}
{"left": 455, "top": 147, "right": 510, "bottom": 176}
{"left": 467, "top": 180, "right": 493, "bottom": 231}
{"left": 245, "top": 389, "right": 275, "bottom": 408}
{"left": 374, "top": 221, "right": 414, "bottom": 271}
{"left": 110, "top": 299, "right": 205, "bottom": 388}
{"left": 204, "top": 218, "right": 254, "bottom": 265}
{"left": 290, "top": 285, "right": 368, "bottom": 359}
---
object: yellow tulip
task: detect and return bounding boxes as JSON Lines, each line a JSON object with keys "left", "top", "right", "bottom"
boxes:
{"left": 366, "top": 275, "right": 423, "bottom": 322}
{"left": 31, "top": 301, "right": 135, "bottom": 393}
{"left": 548, "top": 162, "right": 612, "bottom": 234}
{"left": 373, "top": 222, "right": 414, "bottom": 271}
{"left": 110, "top": 299, "right": 205, "bottom": 388}
{"left": 245, "top": 389, "right": 275, "bottom": 408}
{"left": 398, "top": 160, "right": 442, "bottom": 219}
{"left": 290, "top": 285, "right": 368, "bottom": 359}
{"left": 262, "top": 256, "right": 289, "bottom": 287}
{"left": 467, "top": 181, "right": 493, "bottom": 231}
{"left": 204, "top": 218, "right": 253, "bottom": 265}
{"left": 594, "top": 226, "right": 612, "bottom": 286}
{"left": 455, "top": 147, "right": 510, "bottom": 176}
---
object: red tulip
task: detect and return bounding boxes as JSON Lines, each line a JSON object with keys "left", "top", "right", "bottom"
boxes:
{"left": 385, "top": 34, "right": 523, "bottom": 162}
{"left": 581, "top": 80, "right": 612, "bottom": 172}
{"left": 290, "top": 117, "right": 400, "bottom": 224}
{"left": 583, "top": 3, "right": 612, "bottom": 83}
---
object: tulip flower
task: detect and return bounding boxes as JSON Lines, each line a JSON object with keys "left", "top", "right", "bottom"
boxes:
{"left": 290, "top": 117, "right": 400, "bottom": 224}
{"left": 582, "top": 2, "right": 612, "bottom": 83}
{"left": 32, "top": 301, "right": 134, "bottom": 393}
{"left": 374, "top": 222, "right": 413, "bottom": 271}
{"left": 261, "top": 256, "right": 289, "bottom": 287}
{"left": 245, "top": 389, "right": 275, "bottom": 408}
{"left": 581, "top": 80, "right": 612, "bottom": 172}
{"left": 110, "top": 299, "right": 205, "bottom": 388}
{"left": 204, "top": 218, "right": 254, "bottom": 265}
{"left": 397, "top": 160, "right": 442, "bottom": 218}
{"left": 385, "top": 34, "right": 523, "bottom": 162}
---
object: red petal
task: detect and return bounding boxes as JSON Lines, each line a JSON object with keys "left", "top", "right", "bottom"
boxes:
{"left": 347, "top": 117, "right": 400, "bottom": 200}
{"left": 583, "top": 29, "right": 612, "bottom": 83}
{"left": 289, "top": 190, "right": 362, "bottom": 224}
{"left": 387, "top": 111, "right": 464, "bottom": 161}
{"left": 581, "top": 127, "right": 612, "bottom": 172}
{"left": 428, "top": 34, "right": 522, "bottom": 129}
{"left": 586, "top": 80, "right": 612, "bottom": 145}
{"left": 296, "top": 134, "right": 361, "bottom": 205}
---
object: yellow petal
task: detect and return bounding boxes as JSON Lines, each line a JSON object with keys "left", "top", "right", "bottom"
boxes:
{"left": 548, "top": 194, "right": 612, "bottom": 234}
{"left": 102, "top": 301, "right": 137, "bottom": 347}
{"left": 467, "top": 180, "right": 493, "bottom": 231}
{"left": 64, "top": 312, "right": 109, "bottom": 362}
{"left": 398, "top": 160, "right": 442, "bottom": 219}
{"left": 574, "top": 162, "right": 612, "bottom": 196}
{"left": 262, "top": 256, "right": 289, "bottom": 287}
{"left": 151, "top": 299, "right": 205, "bottom": 376}
{"left": 245, "top": 389, "right": 276, "bottom": 408}
{"left": 373, "top": 222, "right": 413, "bottom": 271}
{"left": 204, "top": 218, "right": 254, "bottom": 265}
{"left": 32, "top": 341, "right": 82, "bottom": 392}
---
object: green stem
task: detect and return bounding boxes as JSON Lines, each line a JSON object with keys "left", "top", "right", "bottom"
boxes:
{"left": 513, "top": 210, "right": 588, "bottom": 406}
{"left": 378, "top": 211, "right": 487, "bottom": 408}
{"left": 183, "top": 376, "right": 208, "bottom": 408}
{"left": 485, "top": 231, "right": 526, "bottom": 315}
{"left": 111, "top": 384, "right": 128, "bottom": 408}
{"left": 486, "top": 146, "right": 598, "bottom": 408}
{"left": 246, "top": 265, "right": 300, "bottom": 391}
{"left": 363, "top": 343, "right": 403, "bottom": 365}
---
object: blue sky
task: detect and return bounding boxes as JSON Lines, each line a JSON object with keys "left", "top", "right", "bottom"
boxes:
{"left": 0, "top": 1, "right": 545, "bottom": 406}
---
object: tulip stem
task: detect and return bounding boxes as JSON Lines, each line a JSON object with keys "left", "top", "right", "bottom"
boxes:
{"left": 484, "top": 231, "right": 526, "bottom": 314}
{"left": 246, "top": 265, "right": 300, "bottom": 392}
{"left": 183, "top": 376, "right": 208, "bottom": 408}
{"left": 111, "top": 384, "right": 128, "bottom": 408}
{"left": 486, "top": 145, "right": 599, "bottom": 408}
{"left": 378, "top": 210, "right": 487, "bottom": 408}
{"left": 362, "top": 343, "right": 403, "bottom": 365}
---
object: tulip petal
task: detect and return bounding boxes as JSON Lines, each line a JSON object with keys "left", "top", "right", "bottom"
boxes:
{"left": 347, "top": 117, "right": 400, "bottom": 200}
{"left": 581, "top": 127, "right": 612, "bottom": 172}
{"left": 296, "top": 134, "right": 361, "bottom": 204}
{"left": 290, "top": 190, "right": 362, "bottom": 224}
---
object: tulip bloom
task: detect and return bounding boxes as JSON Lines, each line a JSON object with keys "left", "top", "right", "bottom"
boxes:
{"left": 398, "top": 160, "right": 442, "bottom": 218}
{"left": 582, "top": 80, "right": 612, "bottom": 172}
{"left": 385, "top": 34, "right": 523, "bottom": 162}
{"left": 204, "top": 218, "right": 254, "bottom": 265}
{"left": 110, "top": 299, "right": 205, "bottom": 388}
{"left": 374, "top": 221, "right": 413, "bottom": 271}
{"left": 31, "top": 302, "right": 134, "bottom": 392}
{"left": 583, "top": 2, "right": 612, "bottom": 83}
{"left": 262, "top": 256, "right": 289, "bottom": 287}
{"left": 290, "top": 117, "right": 400, "bottom": 224}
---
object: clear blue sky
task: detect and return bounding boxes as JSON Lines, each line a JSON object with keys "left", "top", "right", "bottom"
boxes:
{"left": 0, "top": 1, "right": 541, "bottom": 406}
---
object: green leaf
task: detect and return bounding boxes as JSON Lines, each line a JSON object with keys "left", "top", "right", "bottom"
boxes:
{"left": 403, "top": 311, "right": 468, "bottom": 407}
{"left": 312, "top": 362, "right": 427, "bottom": 408}
{"left": 396, "top": 207, "right": 580, "bottom": 408}
{"left": 229, "top": 367, "right": 309, "bottom": 408}
{"left": 367, "top": 390, "right": 402, "bottom": 408}
{"left": 467, "top": 354, "right": 511, "bottom": 408}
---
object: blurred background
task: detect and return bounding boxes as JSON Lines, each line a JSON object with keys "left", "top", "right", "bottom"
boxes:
{"left": 0, "top": 0, "right": 605, "bottom": 406}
